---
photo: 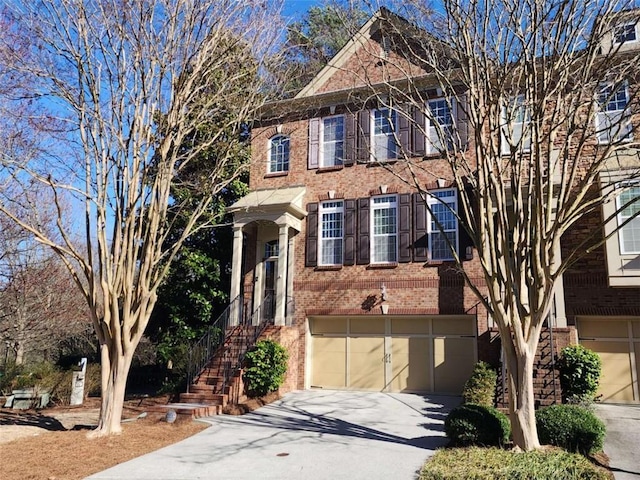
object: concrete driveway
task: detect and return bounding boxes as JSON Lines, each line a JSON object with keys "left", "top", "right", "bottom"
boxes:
{"left": 87, "top": 390, "right": 460, "bottom": 480}
{"left": 596, "top": 404, "right": 640, "bottom": 480}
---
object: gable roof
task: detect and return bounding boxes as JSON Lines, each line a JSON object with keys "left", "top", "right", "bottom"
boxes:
{"left": 294, "top": 7, "right": 419, "bottom": 99}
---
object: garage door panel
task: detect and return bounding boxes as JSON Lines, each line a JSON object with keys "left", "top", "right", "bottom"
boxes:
{"left": 311, "top": 318, "right": 348, "bottom": 335}
{"left": 391, "top": 318, "right": 430, "bottom": 334}
{"left": 349, "top": 337, "right": 385, "bottom": 390}
{"left": 390, "top": 337, "right": 430, "bottom": 392}
{"left": 433, "top": 318, "right": 475, "bottom": 335}
{"left": 312, "top": 336, "right": 346, "bottom": 389}
{"left": 582, "top": 340, "right": 634, "bottom": 402}
{"left": 579, "top": 320, "right": 628, "bottom": 338}
{"left": 434, "top": 337, "right": 476, "bottom": 394}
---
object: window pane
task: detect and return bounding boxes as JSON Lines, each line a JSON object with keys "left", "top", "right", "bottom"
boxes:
{"left": 619, "top": 187, "right": 640, "bottom": 254}
{"left": 319, "top": 201, "right": 344, "bottom": 265}
{"left": 372, "top": 196, "right": 397, "bottom": 263}
{"left": 614, "top": 23, "right": 637, "bottom": 43}
{"left": 270, "top": 135, "right": 289, "bottom": 172}
{"left": 322, "top": 116, "right": 344, "bottom": 167}
{"left": 428, "top": 189, "right": 458, "bottom": 261}
{"left": 373, "top": 109, "right": 397, "bottom": 160}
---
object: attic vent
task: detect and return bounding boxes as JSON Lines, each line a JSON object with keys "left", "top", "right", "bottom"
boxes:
{"left": 381, "top": 36, "right": 391, "bottom": 59}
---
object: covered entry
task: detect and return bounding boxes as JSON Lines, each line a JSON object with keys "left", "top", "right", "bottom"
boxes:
{"left": 309, "top": 315, "right": 477, "bottom": 394}
{"left": 578, "top": 317, "right": 640, "bottom": 403}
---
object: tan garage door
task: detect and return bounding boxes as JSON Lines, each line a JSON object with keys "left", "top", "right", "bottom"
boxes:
{"left": 310, "top": 316, "right": 476, "bottom": 394}
{"left": 577, "top": 317, "right": 640, "bottom": 403}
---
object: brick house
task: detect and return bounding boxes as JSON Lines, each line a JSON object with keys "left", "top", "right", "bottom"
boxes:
{"left": 224, "top": 8, "right": 640, "bottom": 404}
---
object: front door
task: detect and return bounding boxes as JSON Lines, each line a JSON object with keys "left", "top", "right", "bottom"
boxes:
{"left": 262, "top": 240, "right": 278, "bottom": 322}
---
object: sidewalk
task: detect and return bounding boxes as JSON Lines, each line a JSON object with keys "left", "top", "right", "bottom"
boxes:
{"left": 596, "top": 404, "right": 640, "bottom": 480}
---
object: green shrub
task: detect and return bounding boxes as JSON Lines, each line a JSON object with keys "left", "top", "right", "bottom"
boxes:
{"left": 419, "top": 446, "right": 613, "bottom": 480}
{"left": 536, "top": 404, "right": 606, "bottom": 455}
{"left": 445, "top": 403, "right": 511, "bottom": 447}
{"left": 462, "top": 361, "right": 497, "bottom": 406}
{"left": 243, "top": 340, "right": 288, "bottom": 398}
{"left": 557, "top": 345, "right": 602, "bottom": 403}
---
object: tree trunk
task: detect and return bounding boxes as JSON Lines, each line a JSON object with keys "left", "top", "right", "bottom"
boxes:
{"left": 506, "top": 347, "right": 541, "bottom": 451}
{"left": 89, "top": 342, "right": 133, "bottom": 437}
{"left": 14, "top": 341, "right": 24, "bottom": 365}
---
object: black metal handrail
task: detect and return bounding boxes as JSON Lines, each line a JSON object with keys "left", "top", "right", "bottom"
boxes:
{"left": 219, "top": 293, "right": 275, "bottom": 393}
{"left": 186, "top": 295, "right": 242, "bottom": 393}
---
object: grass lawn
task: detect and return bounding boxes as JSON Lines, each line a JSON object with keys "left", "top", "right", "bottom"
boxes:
{"left": 419, "top": 446, "right": 613, "bottom": 480}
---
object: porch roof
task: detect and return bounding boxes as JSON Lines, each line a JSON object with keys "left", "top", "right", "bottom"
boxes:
{"left": 227, "top": 186, "right": 307, "bottom": 219}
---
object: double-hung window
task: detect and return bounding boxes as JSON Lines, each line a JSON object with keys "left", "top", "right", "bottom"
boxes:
{"left": 319, "top": 200, "right": 344, "bottom": 265}
{"left": 269, "top": 135, "right": 290, "bottom": 173}
{"left": 427, "top": 98, "right": 455, "bottom": 154}
{"left": 321, "top": 116, "right": 344, "bottom": 167}
{"left": 617, "top": 184, "right": 640, "bottom": 254}
{"left": 372, "top": 108, "right": 398, "bottom": 161}
{"left": 596, "top": 82, "right": 633, "bottom": 144}
{"left": 428, "top": 189, "right": 458, "bottom": 261}
{"left": 613, "top": 22, "right": 638, "bottom": 44}
{"left": 501, "top": 95, "right": 531, "bottom": 154}
{"left": 371, "top": 195, "right": 398, "bottom": 263}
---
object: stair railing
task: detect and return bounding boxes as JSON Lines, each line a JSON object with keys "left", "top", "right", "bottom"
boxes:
{"left": 220, "top": 292, "right": 275, "bottom": 394}
{"left": 186, "top": 295, "right": 242, "bottom": 393}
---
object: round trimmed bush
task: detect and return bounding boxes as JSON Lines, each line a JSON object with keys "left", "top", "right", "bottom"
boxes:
{"left": 536, "top": 404, "right": 606, "bottom": 455}
{"left": 242, "top": 339, "right": 288, "bottom": 398}
{"left": 557, "top": 345, "right": 602, "bottom": 403}
{"left": 462, "top": 361, "right": 497, "bottom": 406}
{"left": 445, "top": 403, "right": 511, "bottom": 447}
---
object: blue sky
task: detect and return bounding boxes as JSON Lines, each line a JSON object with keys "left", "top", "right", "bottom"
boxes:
{"left": 282, "top": 0, "right": 321, "bottom": 18}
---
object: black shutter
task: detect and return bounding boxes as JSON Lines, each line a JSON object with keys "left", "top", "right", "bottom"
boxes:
{"left": 413, "top": 193, "right": 428, "bottom": 262}
{"left": 357, "top": 197, "right": 370, "bottom": 264}
{"left": 357, "top": 109, "right": 370, "bottom": 162}
{"left": 456, "top": 95, "right": 469, "bottom": 151}
{"left": 412, "top": 105, "right": 426, "bottom": 157}
{"left": 344, "top": 112, "right": 356, "bottom": 166}
{"left": 397, "top": 105, "right": 411, "bottom": 158}
{"left": 398, "top": 193, "right": 412, "bottom": 262}
{"left": 308, "top": 118, "right": 320, "bottom": 169}
{"left": 305, "top": 203, "right": 318, "bottom": 267}
{"left": 344, "top": 199, "right": 356, "bottom": 266}
{"left": 458, "top": 190, "right": 475, "bottom": 261}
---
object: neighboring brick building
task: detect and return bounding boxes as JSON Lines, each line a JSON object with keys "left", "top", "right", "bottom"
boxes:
{"left": 226, "top": 9, "right": 640, "bottom": 403}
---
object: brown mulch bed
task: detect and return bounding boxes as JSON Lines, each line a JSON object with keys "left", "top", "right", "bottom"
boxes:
{"left": 0, "top": 392, "right": 282, "bottom": 480}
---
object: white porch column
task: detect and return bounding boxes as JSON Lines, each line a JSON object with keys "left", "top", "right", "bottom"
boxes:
{"left": 229, "top": 225, "right": 244, "bottom": 326}
{"left": 275, "top": 224, "right": 289, "bottom": 326}
{"left": 286, "top": 234, "right": 295, "bottom": 325}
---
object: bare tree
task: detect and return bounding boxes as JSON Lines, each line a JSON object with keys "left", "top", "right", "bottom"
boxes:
{"left": 0, "top": 0, "right": 280, "bottom": 436}
{"left": 337, "top": 0, "right": 640, "bottom": 449}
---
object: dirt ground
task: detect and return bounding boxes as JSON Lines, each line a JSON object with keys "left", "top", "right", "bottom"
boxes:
{"left": 0, "top": 393, "right": 281, "bottom": 480}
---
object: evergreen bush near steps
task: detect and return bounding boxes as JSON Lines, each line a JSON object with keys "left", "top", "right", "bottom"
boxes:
{"left": 242, "top": 340, "right": 288, "bottom": 398}
{"left": 444, "top": 403, "right": 511, "bottom": 447}
{"left": 556, "top": 345, "right": 602, "bottom": 403}
{"left": 462, "top": 361, "right": 498, "bottom": 406}
{"left": 536, "top": 404, "right": 606, "bottom": 455}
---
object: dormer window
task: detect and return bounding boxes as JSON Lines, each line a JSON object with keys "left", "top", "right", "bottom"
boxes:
{"left": 269, "top": 134, "right": 290, "bottom": 173}
{"left": 613, "top": 22, "right": 638, "bottom": 44}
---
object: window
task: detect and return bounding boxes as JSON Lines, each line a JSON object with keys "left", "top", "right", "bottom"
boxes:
{"left": 501, "top": 95, "right": 531, "bottom": 154}
{"left": 372, "top": 108, "right": 398, "bottom": 161}
{"left": 264, "top": 240, "right": 279, "bottom": 258}
{"left": 428, "top": 189, "right": 458, "bottom": 261}
{"left": 371, "top": 195, "right": 398, "bottom": 263}
{"left": 613, "top": 22, "right": 638, "bottom": 44}
{"left": 319, "top": 200, "right": 344, "bottom": 265}
{"left": 427, "top": 98, "right": 455, "bottom": 154}
{"left": 269, "top": 135, "right": 289, "bottom": 173}
{"left": 617, "top": 185, "right": 640, "bottom": 254}
{"left": 596, "top": 82, "right": 633, "bottom": 143}
{"left": 321, "top": 116, "right": 344, "bottom": 167}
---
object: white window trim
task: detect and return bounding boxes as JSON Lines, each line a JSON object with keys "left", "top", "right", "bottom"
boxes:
{"left": 320, "top": 115, "right": 345, "bottom": 168}
{"left": 616, "top": 183, "right": 640, "bottom": 255}
{"left": 596, "top": 82, "right": 633, "bottom": 144}
{"left": 370, "top": 195, "right": 398, "bottom": 264}
{"left": 318, "top": 200, "right": 344, "bottom": 266}
{"left": 268, "top": 134, "right": 290, "bottom": 173}
{"left": 370, "top": 108, "right": 398, "bottom": 162}
{"left": 427, "top": 189, "right": 459, "bottom": 261}
{"left": 613, "top": 22, "right": 639, "bottom": 45}
{"left": 501, "top": 95, "right": 531, "bottom": 155}
{"left": 426, "top": 97, "right": 456, "bottom": 155}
